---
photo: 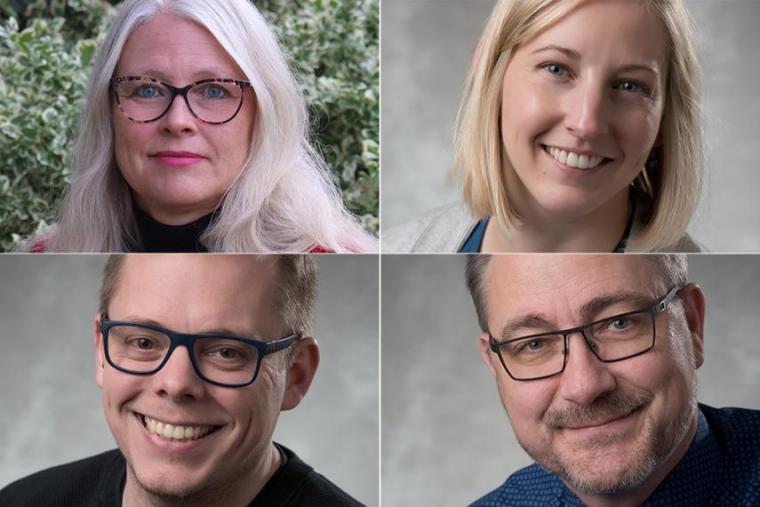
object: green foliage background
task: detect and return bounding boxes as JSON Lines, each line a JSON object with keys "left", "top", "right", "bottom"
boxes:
{"left": 0, "top": 0, "right": 379, "bottom": 251}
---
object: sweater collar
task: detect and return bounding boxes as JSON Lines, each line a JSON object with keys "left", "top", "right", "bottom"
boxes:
{"left": 132, "top": 202, "right": 213, "bottom": 252}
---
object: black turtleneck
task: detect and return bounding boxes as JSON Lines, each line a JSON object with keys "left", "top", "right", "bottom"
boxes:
{"left": 132, "top": 203, "right": 213, "bottom": 252}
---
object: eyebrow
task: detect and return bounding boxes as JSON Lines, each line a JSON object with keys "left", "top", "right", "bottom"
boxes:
{"left": 109, "top": 315, "right": 251, "bottom": 338}
{"left": 530, "top": 44, "right": 660, "bottom": 77}
{"left": 123, "top": 68, "right": 243, "bottom": 82}
{"left": 497, "top": 290, "right": 656, "bottom": 339}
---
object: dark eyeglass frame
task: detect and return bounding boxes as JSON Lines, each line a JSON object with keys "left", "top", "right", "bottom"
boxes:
{"left": 100, "top": 314, "right": 300, "bottom": 388}
{"left": 110, "top": 76, "right": 252, "bottom": 125}
{"left": 488, "top": 285, "right": 683, "bottom": 382}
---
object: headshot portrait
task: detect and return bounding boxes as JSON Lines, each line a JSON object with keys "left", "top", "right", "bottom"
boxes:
{"left": 0, "top": 0, "right": 378, "bottom": 253}
{"left": 382, "top": 253, "right": 760, "bottom": 505}
{"left": 382, "top": 0, "right": 760, "bottom": 253}
{"left": 0, "top": 254, "right": 378, "bottom": 506}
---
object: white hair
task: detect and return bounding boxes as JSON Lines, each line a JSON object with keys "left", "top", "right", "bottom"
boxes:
{"left": 45, "top": 0, "right": 376, "bottom": 252}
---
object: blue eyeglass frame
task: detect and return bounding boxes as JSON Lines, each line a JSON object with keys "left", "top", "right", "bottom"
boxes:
{"left": 100, "top": 314, "right": 300, "bottom": 388}
{"left": 487, "top": 285, "right": 684, "bottom": 381}
{"left": 110, "top": 76, "right": 253, "bottom": 124}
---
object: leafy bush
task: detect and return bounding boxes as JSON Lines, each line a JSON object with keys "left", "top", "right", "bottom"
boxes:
{"left": 0, "top": 0, "right": 379, "bottom": 251}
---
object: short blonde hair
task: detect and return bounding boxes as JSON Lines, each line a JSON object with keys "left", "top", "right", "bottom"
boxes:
{"left": 100, "top": 254, "right": 318, "bottom": 336}
{"left": 47, "top": 0, "right": 375, "bottom": 253}
{"left": 454, "top": 0, "right": 703, "bottom": 251}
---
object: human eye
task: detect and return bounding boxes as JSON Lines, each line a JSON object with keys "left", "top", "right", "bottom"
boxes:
{"left": 596, "top": 313, "right": 646, "bottom": 338}
{"left": 202, "top": 343, "right": 252, "bottom": 365}
{"left": 614, "top": 80, "right": 651, "bottom": 96}
{"left": 132, "top": 84, "right": 163, "bottom": 99}
{"left": 196, "top": 83, "right": 230, "bottom": 100}
{"left": 511, "top": 337, "right": 553, "bottom": 356}
{"left": 539, "top": 62, "right": 570, "bottom": 78}
{"left": 125, "top": 335, "right": 160, "bottom": 351}
{"left": 609, "top": 317, "right": 631, "bottom": 330}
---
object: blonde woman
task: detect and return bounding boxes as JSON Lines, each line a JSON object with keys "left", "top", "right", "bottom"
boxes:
{"left": 32, "top": 0, "right": 376, "bottom": 253}
{"left": 384, "top": 0, "right": 703, "bottom": 253}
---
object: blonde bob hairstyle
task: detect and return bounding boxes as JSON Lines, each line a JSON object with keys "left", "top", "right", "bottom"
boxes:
{"left": 46, "top": 0, "right": 376, "bottom": 252}
{"left": 453, "top": 0, "right": 703, "bottom": 251}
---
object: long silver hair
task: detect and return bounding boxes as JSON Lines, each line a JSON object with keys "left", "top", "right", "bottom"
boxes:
{"left": 47, "top": 0, "right": 376, "bottom": 252}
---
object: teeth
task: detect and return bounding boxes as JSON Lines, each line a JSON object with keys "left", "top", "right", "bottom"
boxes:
{"left": 546, "top": 146, "right": 605, "bottom": 169}
{"left": 143, "top": 415, "right": 215, "bottom": 441}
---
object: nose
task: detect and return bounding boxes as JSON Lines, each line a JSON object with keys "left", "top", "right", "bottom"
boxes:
{"left": 555, "top": 332, "right": 616, "bottom": 406}
{"left": 160, "top": 94, "right": 198, "bottom": 135}
{"left": 152, "top": 345, "right": 206, "bottom": 401}
{"left": 564, "top": 81, "right": 609, "bottom": 139}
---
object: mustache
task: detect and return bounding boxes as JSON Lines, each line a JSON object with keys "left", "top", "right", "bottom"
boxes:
{"left": 544, "top": 389, "right": 654, "bottom": 429}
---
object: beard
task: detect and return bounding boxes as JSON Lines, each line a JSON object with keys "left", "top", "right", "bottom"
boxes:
{"left": 520, "top": 383, "right": 697, "bottom": 496}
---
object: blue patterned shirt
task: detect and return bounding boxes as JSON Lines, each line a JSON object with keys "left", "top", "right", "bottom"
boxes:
{"left": 471, "top": 404, "right": 760, "bottom": 506}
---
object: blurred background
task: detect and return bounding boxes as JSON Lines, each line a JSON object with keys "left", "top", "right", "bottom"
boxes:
{"left": 382, "top": 254, "right": 760, "bottom": 506}
{"left": 381, "top": 0, "right": 760, "bottom": 252}
{"left": 0, "top": 0, "right": 379, "bottom": 250}
{"left": 0, "top": 254, "right": 379, "bottom": 506}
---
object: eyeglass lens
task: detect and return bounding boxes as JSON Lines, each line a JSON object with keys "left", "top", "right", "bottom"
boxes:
{"left": 497, "top": 310, "right": 654, "bottom": 380}
{"left": 114, "top": 78, "right": 244, "bottom": 123}
{"left": 106, "top": 325, "right": 259, "bottom": 385}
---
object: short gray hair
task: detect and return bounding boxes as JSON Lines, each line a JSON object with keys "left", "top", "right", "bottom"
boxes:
{"left": 465, "top": 254, "right": 688, "bottom": 331}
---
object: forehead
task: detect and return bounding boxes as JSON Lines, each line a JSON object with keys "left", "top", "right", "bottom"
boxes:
{"left": 116, "top": 11, "right": 244, "bottom": 80}
{"left": 484, "top": 255, "right": 664, "bottom": 322}
{"left": 517, "top": 0, "right": 669, "bottom": 71}
{"left": 110, "top": 255, "right": 280, "bottom": 333}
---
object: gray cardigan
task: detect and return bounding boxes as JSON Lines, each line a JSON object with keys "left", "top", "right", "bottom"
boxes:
{"left": 382, "top": 202, "right": 702, "bottom": 253}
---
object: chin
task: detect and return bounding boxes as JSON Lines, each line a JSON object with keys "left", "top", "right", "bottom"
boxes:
{"left": 527, "top": 187, "right": 605, "bottom": 218}
{"left": 131, "top": 461, "right": 210, "bottom": 499}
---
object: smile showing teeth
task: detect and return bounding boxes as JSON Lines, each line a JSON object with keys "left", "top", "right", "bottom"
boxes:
{"left": 142, "top": 415, "right": 216, "bottom": 441}
{"left": 545, "top": 146, "right": 606, "bottom": 170}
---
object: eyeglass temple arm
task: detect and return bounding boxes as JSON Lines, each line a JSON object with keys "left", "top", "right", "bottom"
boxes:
{"left": 265, "top": 333, "right": 301, "bottom": 353}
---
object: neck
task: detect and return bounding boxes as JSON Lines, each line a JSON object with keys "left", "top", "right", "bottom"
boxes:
{"left": 482, "top": 189, "right": 631, "bottom": 252}
{"left": 570, "top": 416, "right": 698, "bottom": 507}
{"left": 122, "top": 443, "right": 281, "bottom": 507}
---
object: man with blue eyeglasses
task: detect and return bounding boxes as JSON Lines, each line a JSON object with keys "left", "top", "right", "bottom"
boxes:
{"left": 466, "top": 254, "right": 760, "bottom": 507}
{"left": 0, "top": 255, "right": 362, "bottom": 507}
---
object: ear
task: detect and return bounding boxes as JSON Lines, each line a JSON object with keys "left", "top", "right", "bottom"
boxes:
{"left": 679, "top": 283, "right": 705, "bottom": 369}
{"left": 94, "top": 314, "right": 105, "bottom": 388}
{"left": 480, "top": 332, "right": 498, "bottom": 377}
{"left": 281, "top": 336, "right": 319, "bottom": 411}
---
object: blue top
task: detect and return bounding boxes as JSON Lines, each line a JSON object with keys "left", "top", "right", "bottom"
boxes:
{"left": 470, "top": 404, "right": 760, "bottom": 506}
{"left": 458, "top": 205, "right": 635, "bottom": 253}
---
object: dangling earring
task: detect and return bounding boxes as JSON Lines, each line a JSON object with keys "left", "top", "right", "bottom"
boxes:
{"left": 646, "top": 149, "right": 659, "bottom": 171}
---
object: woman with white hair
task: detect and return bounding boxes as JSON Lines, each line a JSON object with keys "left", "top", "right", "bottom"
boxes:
{"left": 33, "top": 0, "right": 376, "bottom": 252}
{"left": 384, "top": 0, "right": 704, "bottom": 253}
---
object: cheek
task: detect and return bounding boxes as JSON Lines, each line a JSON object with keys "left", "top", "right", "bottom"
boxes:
{"left": 499, "top": 380, "right": 554, "bottom": 438}
{"left": 113, "top": 115, "right": 151, "bottom": 173}
{"left": 617, "top": 104, "right": 663, "bottom": 166}
{"left": 501, "top": 81, "right": 560, "bottom": 157}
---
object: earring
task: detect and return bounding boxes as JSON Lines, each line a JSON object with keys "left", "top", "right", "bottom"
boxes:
{"left": 646, "top": 149, "right": 659, "bottom": 170}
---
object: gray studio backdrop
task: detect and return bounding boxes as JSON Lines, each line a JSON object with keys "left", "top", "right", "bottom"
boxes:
{"left": 382, "top": 254, "right": 760, "bottom": 506}
{"left": 0, "top": 255, "right": 379, "bottom": 507}
{"left": 381, "top": 0, "right": 760, "bottom": 252}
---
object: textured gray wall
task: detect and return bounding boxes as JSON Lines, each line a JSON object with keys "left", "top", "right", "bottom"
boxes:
{"left": 381, "top": 254, "right": 760, "bottom": 506}
{"left": 381, "top": 0, "right": 760, "bottom": 252}
{"left": 0, "top": 254, "right": 379, "bottom": 507}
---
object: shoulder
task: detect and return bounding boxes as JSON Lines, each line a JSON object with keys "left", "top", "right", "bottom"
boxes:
{"left": 470, "top": 463, "right": 564, "bottom": 506}
{"left": 253, "top": 445, "right": 363, "bottom": 507}
{"left": 654, "top": 233, "right": 704, "bottom": 253}
{"left": 699, "top": 404, "right": 760, "bottom": 501}
{"left": 0, "top": 449, "right": 125, "bottom": 506}
{"left": 382, "top": 202, "right": 478, "bottom": 253}
{"left": 701, "top": 403, "right": 760, "bottom": 448}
